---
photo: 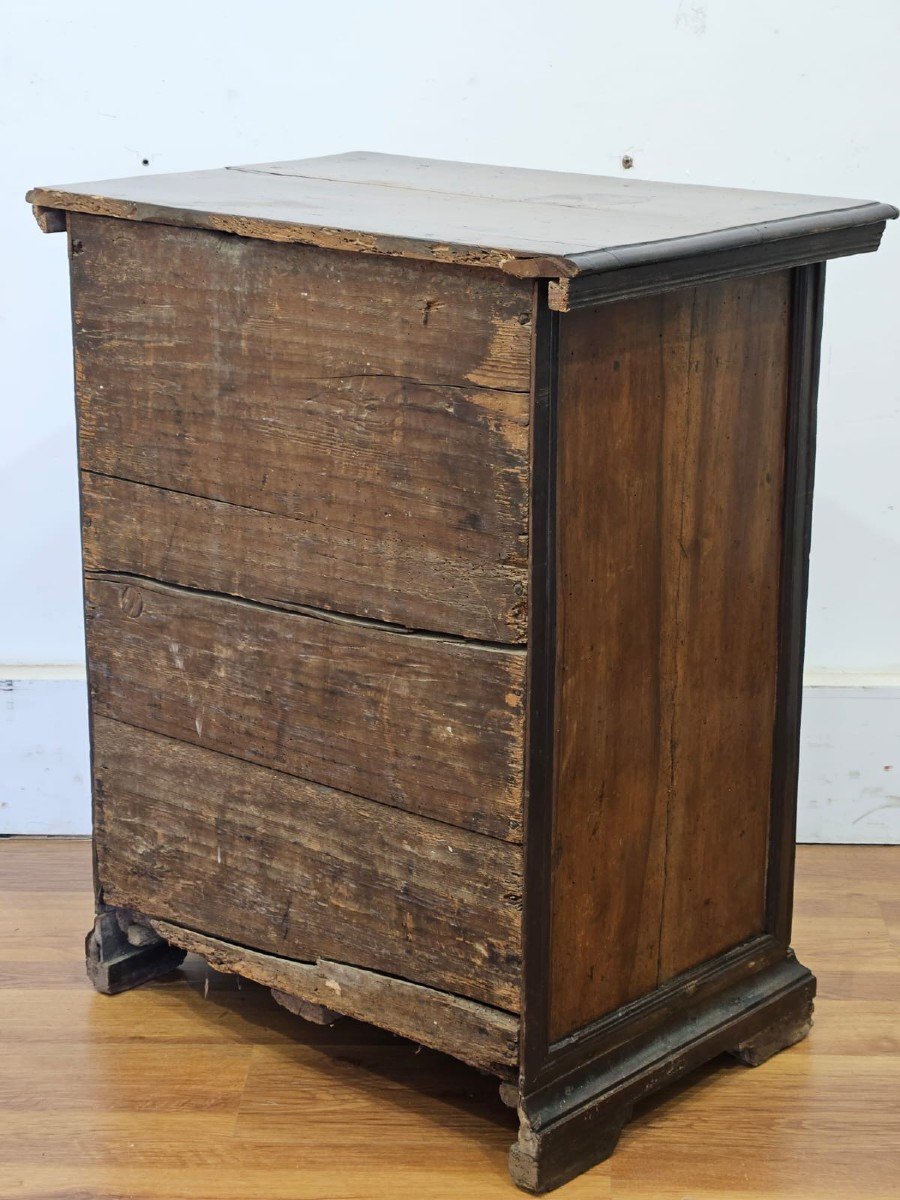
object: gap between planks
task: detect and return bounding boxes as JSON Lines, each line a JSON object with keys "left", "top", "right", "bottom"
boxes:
{"left": 141, "top": 914, "right": 520, "bottom": 1077}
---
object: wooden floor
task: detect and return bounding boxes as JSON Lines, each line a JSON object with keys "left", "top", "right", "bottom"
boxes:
{"left": 0, "top": 840, "right": 897, "bottom": 1199}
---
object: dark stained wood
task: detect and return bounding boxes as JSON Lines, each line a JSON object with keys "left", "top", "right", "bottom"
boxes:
{"left": 767, "top": 264, "right": 826, "bottom": 948}
{"left": 548, "top": 273, "right": 791, "bottom": 1040}
{"left": 519, "top": 288, "right": 558, "bottom": 1084}
{"left": 31, "top": 204, "right": 67, "bottom": 233}
{"left": 145, "top": 917, "right": 520, "bottom": 1076}
{"left": 548, "top": 221, "right": 886, "bottom": 311}
{"left": 657, "top": 276, "right": 792, "bottom": 979}
{"left": 70, "top": 214, "right": 531, "bottom": 641}
{"left": 548, "top": 287, "right": 669, "bottom": 1035}
{"left": 657, "top": 273, "right": 791, "bottom": 980}
{"left": 29, "top": 151, "right": 893, "bottom": 1193}
{"left": 28, "top": 151, "right": 896, "bottom": 282}
{"left": 86, "top": 577, "right": 525, "bottom": 842}
{"left": 85, "top": 907, "right": 186, "bottom": 995}
{"left": 94, "top": 718, "right": 523, "bottom": 1008}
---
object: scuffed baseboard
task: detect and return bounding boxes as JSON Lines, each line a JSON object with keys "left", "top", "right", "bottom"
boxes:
{"left": 797, "top": 675, "right": 900, "bottom": 843}
{"left": 1, "top": 670, "right": 91, "bottom": 835}
{"left": 2, "top": 668, "right": 898, "bottom": 842}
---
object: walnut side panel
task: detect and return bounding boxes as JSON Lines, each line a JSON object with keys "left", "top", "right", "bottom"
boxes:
{"left": 94, "top": 718, "right": 521, "bottom": 1009}
{"left": 657, "top": 275, "right": 790, "bottom": 980}
{"left": 549, "top": 273, "right": 791, "bottom": 1040}
{"left": 85, "top": 575, "right": 525, "bottom": 841}
{"left": 70, "top": 213, "right": 532, "bottom": 642}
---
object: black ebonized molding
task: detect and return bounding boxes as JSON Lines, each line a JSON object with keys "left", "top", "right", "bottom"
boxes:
{"left": 520, "top": 282, "right": 558, "bottom": 1083}
{"left": 550, "top": 222, "right": 884, "bottom": 310}
{"left": 767, "top": 261, "right": 826, "bottom": 945}
{"left": 511, "top": 956, "right": 815, "bottom": 1192}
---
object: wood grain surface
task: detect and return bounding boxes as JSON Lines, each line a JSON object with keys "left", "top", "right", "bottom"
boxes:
{"left": 549, "top": 273, "right": 791, "bottom": 1039}
{"left": 2, "top": 839, "right": 897, "bottom": 1199}
{"left": 71, "top": 214, "right": 532, "bottom": 641}
{"left": 93, "top": 718, "right": 522, "bottom": 1009}
{"left": 85, "top": 575, "right": 526, "bottom": 841}
{"left": 28, "top": 150, "right": 893, "bottom": 277}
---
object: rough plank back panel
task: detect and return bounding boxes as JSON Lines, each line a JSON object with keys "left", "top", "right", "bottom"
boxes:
{"left": 85, "top": 575, "right": 525, "bottom": 841}
{"left": 94, "top": 718, "right": 522, "bottom": 1009}
{"left": 70, "top": 213, "right": 532, "bottom": 642}
{"left": 549, "top": 272, "right": 790, "bottom": 1039}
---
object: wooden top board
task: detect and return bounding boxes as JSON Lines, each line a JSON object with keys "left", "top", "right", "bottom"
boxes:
{"left": 28, "top": 151, "right": 896, "bottom": 290}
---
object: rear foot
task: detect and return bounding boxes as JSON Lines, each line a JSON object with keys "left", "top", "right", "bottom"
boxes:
{"left": 729, "top": 999, "right": 814, "bottom": 1066}
{"left": 86, "top": 908, "right": 186, "bottom": 995}
{"left": 508, "top": 1100, "right": 630, "bottom": 1193}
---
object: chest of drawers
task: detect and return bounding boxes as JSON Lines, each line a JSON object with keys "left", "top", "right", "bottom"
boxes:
{"left": 29, "top": 153, "right": 895, "bottom": 1191}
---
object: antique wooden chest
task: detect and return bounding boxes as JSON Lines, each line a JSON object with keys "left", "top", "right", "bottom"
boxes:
{"left": 29, "top": 154, "right": 895, "bottom": 1191}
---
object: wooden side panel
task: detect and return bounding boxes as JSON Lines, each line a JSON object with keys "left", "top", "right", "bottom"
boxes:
{"left": 70, "top": 213, "right": 531, "bottom": 642}
{"left": 658, "top": 277, "right": 790, "bottom": 980}
{"left": 549, "top": 273, "right": 791, "bottom": 1039}
{"left": 85, "top": 575, "right": 525, "bottom": 841}
{"left": 94, "top": 718, "right": 522, "bottom": 1010}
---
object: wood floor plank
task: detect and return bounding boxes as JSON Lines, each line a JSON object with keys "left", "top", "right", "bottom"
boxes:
{"left": 0, "top": 838, "right": 897, "bottom": 1199}
{"left": 0, "top": 1042, "right": 252, "bottom": 1112}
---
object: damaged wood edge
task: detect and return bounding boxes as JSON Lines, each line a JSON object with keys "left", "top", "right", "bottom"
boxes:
{"left": 26, "top": 186, "right": 578, "bottom": 279}
{"left": 270, "top": 988, "right": 342, "bottom": 1026}
{"left": 144, "top": 917, "right": 520, "bottom": 1077}
{"left": 31, "top": 204, "right": 67, "bottom": 233}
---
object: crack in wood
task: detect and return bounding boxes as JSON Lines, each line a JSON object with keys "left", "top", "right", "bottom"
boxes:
{"left": 86, "top": 568, "right": 528, "bottom": 653}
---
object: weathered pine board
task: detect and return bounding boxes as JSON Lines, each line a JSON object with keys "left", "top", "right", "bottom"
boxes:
{"left": 85, "top": 576, "right": 526, "bottom": 841}
{"left": 94, "top": 719, "right": 522, "bottom": 1009}
{"left": 70, "top": 214, "right": 532, "bottom": 642}
{"left": 146, "top": 917, "right": 520, "bottom": 1075}
{"left": 69, "top": 213, "right": 531, "bottom": 391}
{"left": 549, "top": 272, "right": 790, "bottom": 1039}
{"left": 80, "top": 468, "right": 529, "bottom": 642}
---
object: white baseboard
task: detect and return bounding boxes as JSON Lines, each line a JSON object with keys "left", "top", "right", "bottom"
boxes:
{"left": 797, "top": 678, "right": 900, "bottom": 843}
{"left": 1, "top": 670, "right": 91, "bottom": 835}
{"left": 2, "top": 669, "right": 898, "bottom": 843}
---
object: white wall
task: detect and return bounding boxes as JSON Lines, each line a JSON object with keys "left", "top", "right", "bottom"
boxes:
{"left": 2, "top": 1, "right": 898, "bottom": 837}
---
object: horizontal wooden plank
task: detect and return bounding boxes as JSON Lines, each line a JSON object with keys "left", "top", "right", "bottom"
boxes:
{"left": 70, "top": 213, "right": 531, "bottom": 392}
{"left": 81, "top": 470, "right": 528, "bottom": 643}
{"left": 94, "top": 719, "right": 522, "bottom": 1009}
{"left": 71, "top": 215, "right": 531, "bottom": 640}
{"left": 85, "top": 576, "right": 525, "bottom": 841}
{"left": 29, "top": 152, "right": 896, "bottom": 278}
{"left": 144, "top": 918, "right": 520, "bottom": 1075}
